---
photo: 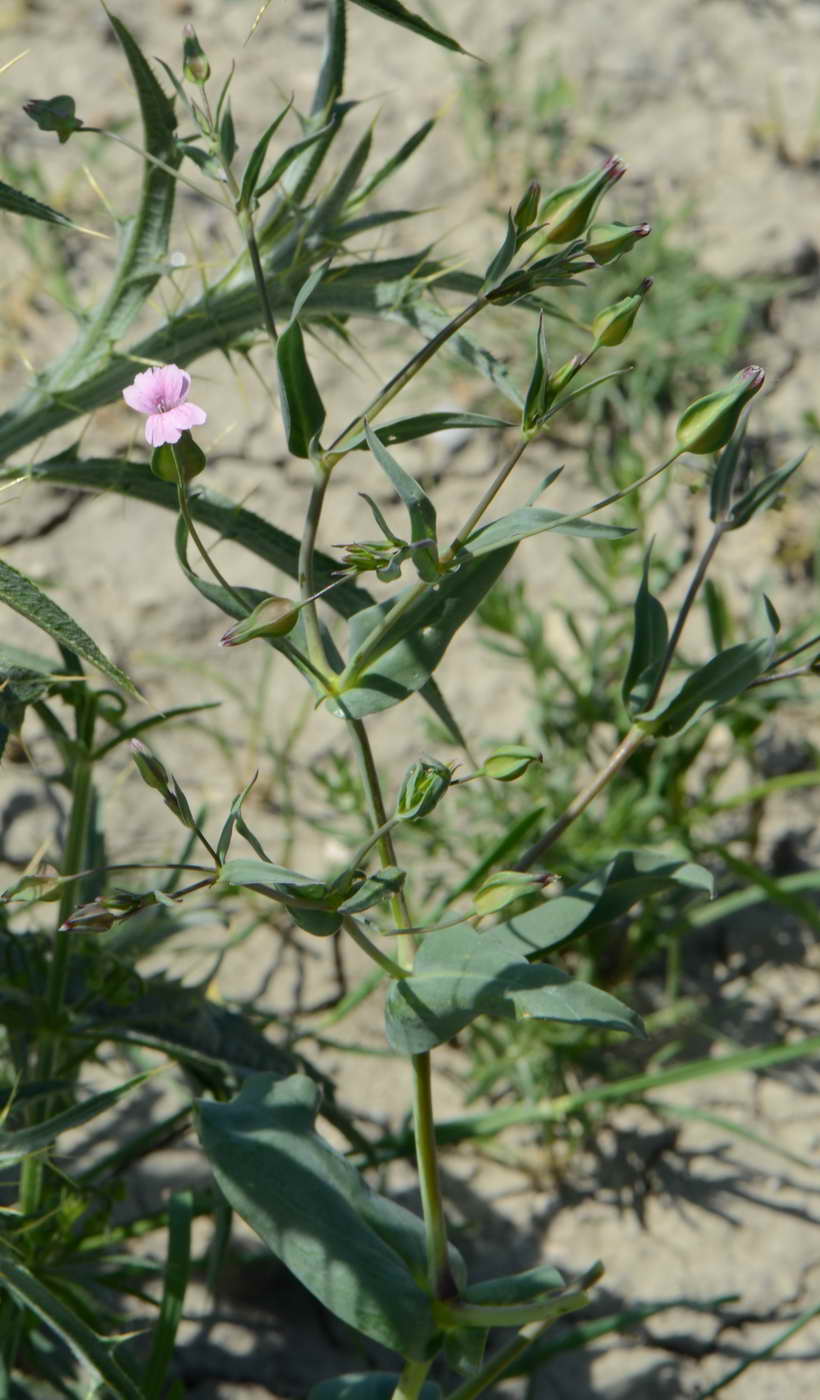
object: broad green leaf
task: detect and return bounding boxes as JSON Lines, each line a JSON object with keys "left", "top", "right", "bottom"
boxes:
{"left": 310, "top": 1377, "right": 441, "bottom": 1400}
{"left": 0, "top": 1254, "right": 143, "bottom": 1400}
{"left": 0, "top": 557, "right": 137, "bottom": 696}
{"left": 0, "top": 1072, "right": 151, "bottom": 1168}
{"left": 332, "top": 546, "right": 514, "bottom": 718}
{"left": 462, "top": 506, "right": 631, "bottom": 558}
{"left": 385, "top": 925, "right": 644, "bottom": 1054}
{"left": 216, "top": 856, "right": 343, "bottom": 935}
{"left": 463, "top": 1262, "right": 564, "bottom": 1305}
{"left": 196, "top": 1074, "right": 442, "bottom": 1356}
{"left": 349, "top": 0, "right": 472, "bottom": 55}
{"left": 496, "top": 850, "right": 712, "bottom": 959}
{"left": 641, "top": 634, "right": 775, "bottom": 737}
{"left": 622, "top": 548, "right": 668, "bottom": 715}
{"left": 277, "top": 319, "right": 326, "bottom": 457}
{"left": 0, "top": 178, "right": 97, "bottom": 233}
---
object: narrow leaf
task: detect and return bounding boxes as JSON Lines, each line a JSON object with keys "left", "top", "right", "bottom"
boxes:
{"left": 641, "top": 635, "right": 775, "bottom": 737}
{"left": 240, "top": 100, "right": 292, "bottom": 208}
{"left": 0, "top": 557, "right": 138, "bottom": 696}
{"left": 364, "top": 421, "right": 437, "bottom": 571}
{"left": 349, "top": 0, "right": 472, "bottom": 55}
{"left": 0, "top": 179, "right": 99, "bottom": 233}
{"left": 622, "top": 547, "right": 669, "bottom": 715}
{"left": 482, "top": 211, "right": 518, "bottom": 292}
{"left": 143, "top": 1191, "right": 193, "bottom": 1399}
{"left": 0, "top": 1072, "right": 152, "bottom": 1168}
{"left": 463, "top": 506, "right": 631, "bottom": 557}
{"left": 277, "top": 320, "right": 326, "bottom": 457}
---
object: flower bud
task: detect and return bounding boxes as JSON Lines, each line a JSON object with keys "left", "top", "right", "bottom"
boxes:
{"left": 220, "top": 596, "right": 300, "bottom": 647}
{"left": 513, "top": 180, "right": 541, "bottom": 232}
{"left": 539, "top": 155, "right": 626, "bottom": 245}
{"left": 130, "top": 739, "right": 171, "bottom": 795}
{"left": 473, "top": 870, "right": 554, "bottom": 917}
{"left": 676, "top": 366, "right": 765, "bottom": 455}
{"left": 482, "top": 744, "right": 542, "bottom": 781}
{"left": 395, "top": 758, "right": 452, "bottom": 822}
{"left": 585, "top": 220, "right": 651, "bottom": 265}
{"left": 59, "top": 900, "right": 115, "bottom": 933}
{"left": 591, "top": 277, "right": 652, "bottom": 347}
{"left": 182, "top": 24, "right": 210, "bottom": 84}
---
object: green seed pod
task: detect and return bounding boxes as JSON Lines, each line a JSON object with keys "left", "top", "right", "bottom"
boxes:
{"left": 59, "top": 900, "right": 115, "bottom": 933}
{"left": 483, "top": 744, "right": 542, "bottom": 781}
{"left": 538, "top": 155, "right": 626, "bottom": 245}
{"left": 220, "top": 596, "right": 300, "bottom": 647}
{"left": 182, "top": 23, "right": 210, "bottom": 85}
{"left": 585, "top": 220, "right": 651, "bottom": 265}
{"left": 591, "top": 277, "right": 652, "bottom": 347}
{"left": 395, "top": 758, "right": 452, "bottom": 822}
{"left": 676, "top": 366, "right": 765, "bottom": 455}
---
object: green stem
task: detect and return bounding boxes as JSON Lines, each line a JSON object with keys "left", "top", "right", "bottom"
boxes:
{"left": 298, "top": 465, "right": 332, "bottom": 671}
{"left": 339, "top": 577, "right": 427, "bottom": 688}
{"left": 390, "top": 1359, "right": 433, "bottom": 1400}
{"left": 443, "top": 437, "right": 529, "bottom": 562}
{"left": 645, "top": 519, "right": 726, "bottom": 710}
{"left": 517, "top": 726, "right": 646, "bottom": 869}
{"left": 92, "top": 128, "right": 231, "bottom": 208}
{"left": 325, "top": 296, "right": 487, "bottom": 465}
{"left": 174, "top": 467, "right": 249, "bottom": 614}
{"left": 341, "top": 916, "right": 405, "bottom": 978}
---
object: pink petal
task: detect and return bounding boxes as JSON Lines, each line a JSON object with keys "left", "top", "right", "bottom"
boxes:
{"left": 123, "top": 369, "right": 162, "bottom": 414}
{"left": 164, "top": 402, "right": 207, "bottom": 434}
{"left": 145, "top": 412, "right": 182, "bottom": 447}
{"left": 153, "top": 364, "right": 191, "bottom": 409}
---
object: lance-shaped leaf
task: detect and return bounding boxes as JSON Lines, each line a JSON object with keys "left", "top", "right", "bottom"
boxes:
{"left": 364, "top": 421, "right": 438, "bottom": 580}
{"left": 727, "top": 454, "right": 803, "bottom": 530}
{"left": 0, "top": 1255, "right": 143, "bottom": 1400}
{"left": 461, "top": 506, "right": 631, "bottom": 558}
{"left": 277, "top": 319, "right": 326, "bottom": 457}
{"left": 482, "top": 211, "right": 518, "bottom": 293}
{"left": 0, "top": 557, "right": 137, "bottom": 696}
{"left": 496, "top": 851, "right": 713, "bottom": 959}
{"left": 0, "top": 1072, "right": 151, "bottom": 1168}
{"left": 640, "top": 633, "right": 776, "bottom": 738}
{"left": 331, "top": 545, "right": 515, "bottom": 718}
{"left": 349, "top": 0, "right": 470, "bottom": 55}
{"left": 196, "top": 1074, "right": 446, "bottom": 1356}
{"left": 346, "top": 411, "right": 510, "bottom": 451}
{"left": 0, "top": 179, "right": 100, "bottom": 233}
{"left": 385, "top": 924, "right": 644, "bottom": 1054}
{"left": 622, "top": 547, "right": 669, "bottom": 716}
{"left": 240, "top": 102, "right": 294, "bottom": 209}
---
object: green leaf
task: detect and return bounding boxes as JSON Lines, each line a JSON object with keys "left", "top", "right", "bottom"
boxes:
{"left": 332, "top": 546, "right": 515, "bottom": 718}
{"left": 622, "top": 547, "right": 669, "bottom": 715}
{"left": 462, "top": 506, "right": 631, "bottom": 557}
{"left": 0, "top": 178, "right": 96, "bottom": 232}
{"left": 196, "top": 1074, "right": 441, "bottom": 1356}
{"left": 351, "top": 119, "right": 435, "bottom": 206}
{"left": 337, "top": 867, "right": 406, "bottom": 913}
{"left": 497, "top": 850, "right": 712, "bottom": 959}
{"left": 364, "top": 421, "right": 438, "bottom": 580}
{"left": 216, "top": 773, "right": 259, "bottom": 865}
{"left": 254, "top": 121, "right": 335, "bottom": 199}
{"left": 349, "top": 0, "right": 472, "bottom": 55}
{"left": 0, "top": 1254, "right": 143, "bottom": 1400}
{"left": 240, "top": 102, "right": 293, "bottom": 208}
{"left": 0, "top": 1072, "right": 151, "bottom": 1168}
{"left": 709, "top": 424, "right": 747, "bottom": 523}
{"left": 482, "top": 210, "right": 518, "bottom": 292}
{"left": 310, "top": 1377, "right": 441, "bottom": 1400}
{"left": 0, "top": 557, "right": 138, "bottom": 696}
{"left": 641, "top": 635, "right": 775, "bottom": 737}
{"left": 523, "top": 311, "right": 550, "bottom": 431}
{"left": 143, "top": 1191, "right": 193, "bottom": 1399}
{"left": 463, "top": 1262, "right": 564, "bottom": 1306}
{"left": 385, "top": 925, "right": 644, "bottom": 1054}
{"left": 347, "top": 411, "right": 511, "bottom": 450}
{"left": 277, "top": 319, "right": 326, "bottom": 457}
{"left": 727, "top": 454, "right": 803, "bottom": 530}
{"left": 219, "top": 102, "right": 237, "bottom": 170}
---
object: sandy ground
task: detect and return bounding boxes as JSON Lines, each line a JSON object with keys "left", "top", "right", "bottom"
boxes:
{"left": 1, "top": 1, "right": 820, "bottom": 1396}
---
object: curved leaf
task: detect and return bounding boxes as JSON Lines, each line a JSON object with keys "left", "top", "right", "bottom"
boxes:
{"left": 0, "top": 178, "right": 97, "bottom": 233}
{"left": 463, "top": 506, "right": 631, "bottom": 558}
{"left": 349, "top": 0, "right": 471, "bottom": 55}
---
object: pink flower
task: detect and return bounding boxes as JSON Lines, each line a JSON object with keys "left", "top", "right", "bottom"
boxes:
{"left": 122, "top": 364, "right": 207, "bottom": 447}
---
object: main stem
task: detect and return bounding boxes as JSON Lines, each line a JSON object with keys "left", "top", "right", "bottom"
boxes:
{"left": 346, "top": 720, "right": 452, "bottom": 1298}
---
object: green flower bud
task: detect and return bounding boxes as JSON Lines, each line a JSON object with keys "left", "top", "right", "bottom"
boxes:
{"left": 538, "top": 155, "right": 626, "bottom": 245}
{"left": 59, "top": 900, "right": 115, "bottom": 933}
{"left": 23, "top": 95, "right": 84, "bottom": 144}
{"left": 150, "top": 432, "right": 206, "bottom": 483}
{"left": 585, "top": 220, "right": 651, "bottom": 265}
{"left": 473, "top": 870, "right": 554, "bottom": 917}
{"left": 130, "top": 739, "right": 171, "bottom": 795}
{"left": 182, "top": 24, "right": 210, "bottom": 85}
{"left": 513, "top": 180, "right": 541, "bottom": 232}
{"left": 676, "top": 366, "right": 765, "bottom": 455}
{"left": 482, "top": 744, "right": 542, "bottom": 781}
{"left": 591, "top": 277, "right": 652, "bottom": 347}
{"left": 220, "top": 596, "right": 300, "bottom": 647}
{"left": 395, "top": 758, "right": 452, "bottom": 822}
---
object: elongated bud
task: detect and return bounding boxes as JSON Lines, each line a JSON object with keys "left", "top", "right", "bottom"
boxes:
{"left": 59, "top": 900, "right": 115, "bottom": 933}
{"left": 539, "top": 155, "right": 626, "bottom": 245}
{"left": 585, "top": 220, "right": 651, "bottom": 265}
{"left": 395, "top": 758, "right": 452, "bottom": 822}
{"left": 591, "top": 277, "right": 652, "bottom": 347}
{"left": 220, "top": 596, "right": 300, "bottom": 647}
{"left": 514, "top": 180, "right": 541, "bottom": 232}
{"left": 676, "top": 366, "right": 765, "bottom": 455}
{"left": 150, "top": 432, "right": 206, "bottom": 483}
{"left": 130, "top": 739, "right": 170, "bottom": 795}
{"left": 482, "top": 744, "right": 542, "bottom": 781}
{"left": 473, "top": 870, "right": 554, "bottom": 917}
{"left": 182, "top": 23, "right": 210, "bottom": 84}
